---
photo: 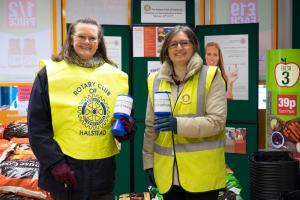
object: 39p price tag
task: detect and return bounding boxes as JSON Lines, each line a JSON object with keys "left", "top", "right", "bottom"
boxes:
{"left": 277, "top": 95, "right": 297, "bottom": 115}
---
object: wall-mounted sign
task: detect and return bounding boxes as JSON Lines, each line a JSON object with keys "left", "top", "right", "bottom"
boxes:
{"left": 133, "top": 26, "right": 172, "bottom": 57}
{"left": 229, "top": 0, "right": 258, "bottom": 23}
{"left": 141, "top": 1, "right": 186, "bottom": 23}
{"left": 104, "top": 36, "right": 122, "bottom": 70}
{"left": 0, "top": 0, "right": 52, "bottom": 84}
{"left": 205, "top": 34, "right": 249, "bottom": 100}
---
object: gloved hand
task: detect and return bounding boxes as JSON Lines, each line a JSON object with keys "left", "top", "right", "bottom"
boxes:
{"left": 154, "top": 116, "right": 177, "bottom": 133}
{"left": 145, "top": 168, "right": 156, "bottom": 187}
{"left": 51, "top": 163, "right": 78, "bottom": 188}
{"left": 115, "top": 116, "right": 137, "bottom": 142}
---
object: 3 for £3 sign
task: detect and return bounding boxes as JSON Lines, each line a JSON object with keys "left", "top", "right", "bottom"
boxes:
{"left": 6, "top": 0, "right": 36, "bottom": 28}
{"left": 229, "top": 0, "right": 258, "bottom": 24}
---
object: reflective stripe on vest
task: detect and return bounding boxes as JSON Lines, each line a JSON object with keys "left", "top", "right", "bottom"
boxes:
{"left": 154, "top": 139, "right": 225, "bottom": 156}
{"left": 153, "top": 65, "right": 208, "bottom": 116}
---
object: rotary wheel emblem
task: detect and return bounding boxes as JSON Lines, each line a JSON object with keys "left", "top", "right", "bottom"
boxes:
{"left": 78, "top": 94, "right": 110, "bottom": 129}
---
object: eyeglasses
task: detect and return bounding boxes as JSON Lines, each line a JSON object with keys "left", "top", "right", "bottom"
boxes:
{"left": 168, "top": 40, "right": 191, "bottom": 49}
{"left": 73, "top": 34, "right": 98, "bottom": 43}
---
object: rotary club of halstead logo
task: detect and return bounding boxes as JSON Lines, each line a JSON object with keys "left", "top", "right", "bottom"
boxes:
{"left": 77, "top": 93, "right": 109, "bottom": 130}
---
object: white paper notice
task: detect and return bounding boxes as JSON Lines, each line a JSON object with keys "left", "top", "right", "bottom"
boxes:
{"left": 133, "top": 27, "right": 144, "bottom": 57}
{"left": 205, "top": 35, "right": 249, "bottom": 100}
{"left": 141, "top": 1, "right": 186, "bottom": 23}
{"left": 147, "top": 61, "right": 161, "bottom": 74}
{"left": 104, "top": 36, "right": 122, "bottom": 70}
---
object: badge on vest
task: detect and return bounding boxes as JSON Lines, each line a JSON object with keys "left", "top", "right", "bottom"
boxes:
{"left": 77, "top": 94, "right": 110, "bottom": 130}
{"left": 180, "top": 94, "right": 191, "bottom": 105}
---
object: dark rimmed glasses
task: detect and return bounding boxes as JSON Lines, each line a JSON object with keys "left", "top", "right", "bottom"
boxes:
{"left": 168, "top": 40, "right": 191, "bottom": 49}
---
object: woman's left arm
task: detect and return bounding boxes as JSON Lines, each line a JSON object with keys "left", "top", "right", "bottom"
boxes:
{"left": 176, "top": 71, "right": 227, "bottom": 138}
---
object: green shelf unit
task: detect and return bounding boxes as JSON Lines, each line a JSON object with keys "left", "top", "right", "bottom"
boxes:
{"left": 133, "top": 122, "right": 148, "bottom": 193}
{"left": 132, "top": 57, "right": 160, "bottom": 122}
{"left": 102, "top": 25, "right": 132, "bottom": 196}
{"left": 225, "top": 123, "right": 258, "bottom": 200}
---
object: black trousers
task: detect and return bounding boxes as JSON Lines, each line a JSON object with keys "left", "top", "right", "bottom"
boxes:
{"left": 163, "top": 185, "right": 220, "bottom": 200}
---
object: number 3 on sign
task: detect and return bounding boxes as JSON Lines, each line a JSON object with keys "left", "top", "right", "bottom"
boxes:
{"left": 275, "top": 62, "right": 300, "bottom": 87}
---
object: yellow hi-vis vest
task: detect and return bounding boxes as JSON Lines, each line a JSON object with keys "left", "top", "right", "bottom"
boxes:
{"left": 43, "top": 60, "right": 128, "bottom": 159}
{"left": 148, "top": 65, "right": 226, "bottom": 193}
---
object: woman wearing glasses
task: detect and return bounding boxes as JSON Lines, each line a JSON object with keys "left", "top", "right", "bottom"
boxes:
{"left": 143, "top": 25, "right": 227, "bottom": 200}
{"left": 28, "top": 18, "right": 136, "bottom": 200}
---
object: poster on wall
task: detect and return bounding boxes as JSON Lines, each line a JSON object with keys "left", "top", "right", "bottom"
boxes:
{"left": 225, "top": 127, "right": 247, "bottom": 154}
{"left": 227, "top": 0, "right": 271, "bottom": 81}
{"left": 133, "top": 26, "right": 172, "bottom": 57}
{"left": 214, "top": 0, "right": 272, "bottom": 81}
{"left": 205, "top": 35, "right": 249, "bottom": 100}
{"left": 141, "top": 1, "right": 186, "bottom": 23}
{"left": 147, "top": 61, "right": 161, "bottom": 74}
{"left": 0, "top": 0, "right": 52, "bottom": 84}
{"left": 104, "top": 36, "right": 122, "bottom": 70}
{"left": 229, "top": 0, "right": 258, "bottom": 23}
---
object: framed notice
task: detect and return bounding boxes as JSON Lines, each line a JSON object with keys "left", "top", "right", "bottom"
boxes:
{"left": 205, "top": 34, "right": 249, "bottom": 100}
{"left": 133, "top": 26, "right": 173, "bottom": 57}
{"left": 141, "top": 1, "right": 186, "bottom": 23}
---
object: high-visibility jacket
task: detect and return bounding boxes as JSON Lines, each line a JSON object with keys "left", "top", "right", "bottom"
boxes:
{"left": 43, "top": 60, "right": 128, "bottom": 159}
{"left": 148, "top": 65, "right": 226, "bottom": 193}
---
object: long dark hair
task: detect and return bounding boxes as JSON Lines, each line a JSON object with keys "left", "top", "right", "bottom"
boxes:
{"left": 205, "top": 42, "right": 228, "bottom": 85}
{"left": 52, "top": 18, "right": 115, "bottom": 66}
{"left": 159, "top": 25, "right": 199, "bottom": 64}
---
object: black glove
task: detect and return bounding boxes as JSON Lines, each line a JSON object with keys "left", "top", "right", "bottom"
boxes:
{"left": 145, "top": 168, "right": 156, "bottom": 187}
{"left": 154, "top": 116, "right": 177, "bottom": 133}
{"left": 115, "top": 116, "right": 137, "bottom": 142}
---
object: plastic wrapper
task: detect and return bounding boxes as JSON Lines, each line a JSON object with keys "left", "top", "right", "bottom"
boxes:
{"left": 0, "top": 193, "right": 35, "bottom": 199}
{"left": 0, "top": 139, "right": 16, "bottom": 163}
{"left": 148, "top": 186, "right": 163, "bottom": 200}
{"left": 0, "top": 159, "right": 50, "bottom": 199}
{"left": 0, "top": 142, "right": 50, "bottom": 199}
{"left": 116, "top": 192, "right": 151, "bottom": 200}
{"left": 218, "top": 167, "right": 243, "bottom": 200}
{"left": 3, "top": 123, "right": 28, "bottom": 140}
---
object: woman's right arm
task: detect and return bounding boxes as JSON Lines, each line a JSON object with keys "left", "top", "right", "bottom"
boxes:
{"left": 142, "top": 96, "right": 157, "bottom": 170}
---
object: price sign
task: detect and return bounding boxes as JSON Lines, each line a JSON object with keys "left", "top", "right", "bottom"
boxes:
{"left": 275, "top": 61, "right": 300, "bottom": 87}
{"left": 6, "top": 0, "right": 36, "bottom": 28}
{"left": 277, "top": 95, "right": 297, "bottom": 115}
{"left": 229, "top": 0, "right": 258, "bottom": 24}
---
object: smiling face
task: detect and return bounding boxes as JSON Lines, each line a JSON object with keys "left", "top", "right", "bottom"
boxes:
{"left": 205, "top": 45, "right": 220, "bottom": 66}
{"left": 167, "top": 31, "right": 194, "bottom": 67}
{"left": 72, "top": 23, "right": 99, "bottom": 61}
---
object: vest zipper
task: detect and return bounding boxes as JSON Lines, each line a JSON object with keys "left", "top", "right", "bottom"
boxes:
{"left": 171, "top": 82, "right": 183, "bottom": 186}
